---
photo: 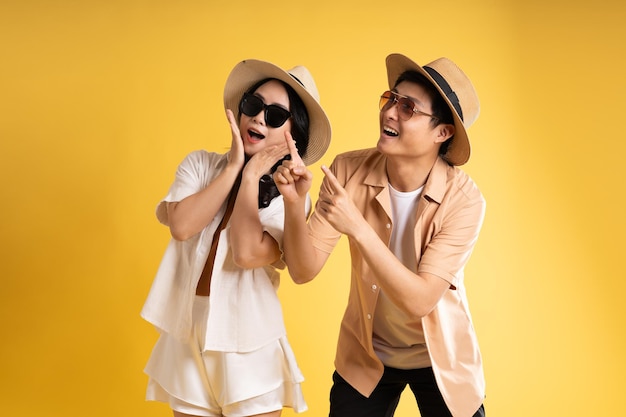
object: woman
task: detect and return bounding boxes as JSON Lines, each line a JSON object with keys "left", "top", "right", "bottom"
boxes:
{"left": 141, "top": 59, "right": 332, "bottom": 417}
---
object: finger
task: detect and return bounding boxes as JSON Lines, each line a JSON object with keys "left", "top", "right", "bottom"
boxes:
{"left": 296, "top": 165, "right": 313, "bottom": 182}
{"left": 285, "top": 131, "right": 304, "bottom": 167}
{"left": 275, "top": 165, "right": 296, "bottom": 184}
{"left": 318, "top": 191, "right": 331, "bottom": 205}
{"left": 270, "top": 142, "right": 290, "bottom": 161}
{"left": 225, "top": 109, "right": 236, "bottom": 127}
{"left": 226, "top": 109, "right": 242, "bottom": 137}
{"left": 273, "top": 169, "right": 289, "bottom": 185}
{"left": 321, "top": 165, "right": 342, "bottom": 194}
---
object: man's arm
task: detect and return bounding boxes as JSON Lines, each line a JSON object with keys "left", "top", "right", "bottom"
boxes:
{"left": 317, "top": 165, "right": 457, "bottom": 318}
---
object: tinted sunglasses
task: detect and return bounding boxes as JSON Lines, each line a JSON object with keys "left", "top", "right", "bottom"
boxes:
{"left": 239, "top": 93, "right": 292, "bottom": 128}
{"left": 379, "top": 90, "right": 439, "bottom": 121}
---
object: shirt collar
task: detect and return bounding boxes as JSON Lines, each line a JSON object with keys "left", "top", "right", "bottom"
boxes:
{"left": 363, "top": 152, "right": 388, "bottom": 188}
{"left": 422, "top": 157, "right": 449, "bottom": 204}
{"left": 364, "top": 152, "right": 450, "bottom": 205}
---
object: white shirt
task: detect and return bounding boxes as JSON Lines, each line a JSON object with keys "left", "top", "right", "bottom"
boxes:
{"left": 141, "top": 150, "right": 311, "bottom": 352}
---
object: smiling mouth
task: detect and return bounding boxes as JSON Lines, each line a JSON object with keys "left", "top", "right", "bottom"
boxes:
{"left": 248, "top": 129, "right": 265, "bottom": 140}
{"left": 383, "top": 126, "right": 398, "bottom": 137}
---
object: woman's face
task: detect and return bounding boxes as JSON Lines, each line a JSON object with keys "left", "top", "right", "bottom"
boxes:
{"left": 239, "top": 80, "right": 292, "bottom": 156}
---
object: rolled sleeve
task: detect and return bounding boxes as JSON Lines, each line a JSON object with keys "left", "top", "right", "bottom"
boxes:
{"left": 307, "top": 163, "right": 343, "bottom": 254}
{"left": 156, "top": 151, "right": 227, "bottom": 225}
{"left": 418, "top": 184, "right": 485, "bottom": 289}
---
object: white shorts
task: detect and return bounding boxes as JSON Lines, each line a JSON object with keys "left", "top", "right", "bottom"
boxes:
{"left": 144, "top": 296, "right": 307, "bottom": 417}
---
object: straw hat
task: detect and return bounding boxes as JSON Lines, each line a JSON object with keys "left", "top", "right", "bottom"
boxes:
{"left": 385, "top": 53, "right": 479, "bottom": 165}
{"left": 223, "top": 59, "right": 332, "bottom": 166}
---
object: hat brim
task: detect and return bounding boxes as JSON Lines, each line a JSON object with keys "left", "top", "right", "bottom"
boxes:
{"left": 385, "top": 54, "right": 470, "bottom": 166}
{"left": 223, "top": 60, "right": 331, "bottom": 166}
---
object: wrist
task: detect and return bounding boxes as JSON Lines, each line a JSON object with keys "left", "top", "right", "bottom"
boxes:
{"left": 351, "top": 218, "right": 373, "bottom": 245}
{"left": 284, "top": 195, "right": 307, "bottom": 213}
{"left": 223, "top": 162, "right": 242, "bottom": 178}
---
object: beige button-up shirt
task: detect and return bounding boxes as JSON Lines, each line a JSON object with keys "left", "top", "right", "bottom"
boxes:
{"left": 308, "top": 148, "right": 486, "bottom": 417}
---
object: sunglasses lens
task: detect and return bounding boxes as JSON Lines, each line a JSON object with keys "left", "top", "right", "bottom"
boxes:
{"left": 379, "top": 91, "right": 393, "bottom": 111}
{"left": 379, "top": 91, "right": 415, "bottom": 121}
{"left": 265, "top": 107, "right": 291, "bottom": 128}
{"left": 397, "top": 97, "right": 415, "bottom": 120}
{"left": 240, "top": 94, "right": 264, "bottom": 117}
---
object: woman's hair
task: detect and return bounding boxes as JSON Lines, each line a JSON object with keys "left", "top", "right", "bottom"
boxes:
{"left": 394, "top": 70, "right": 455, "bottom": 157}
{"left": 240, "top": 78, "right": 311, "bottom": 208}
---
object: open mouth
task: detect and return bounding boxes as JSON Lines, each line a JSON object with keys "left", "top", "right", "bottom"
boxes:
{"left": 383, "top": 126, "right": 398, "bottom": 137}
{"left": 248, "top": 129, "right": 265, "bottom": 140}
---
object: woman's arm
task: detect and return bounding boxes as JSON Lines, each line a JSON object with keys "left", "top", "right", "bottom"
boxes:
{"left": 229, "top": 141, "right": 289, "bottom": 269}
{"left": 166, "top": 110, "right": 245, "bottom": 241}
{"left": 166, "top": 164, "right": 240, "bottom": 241}
{"left": 274, "top": 136, "right": 331, "bottom": 283}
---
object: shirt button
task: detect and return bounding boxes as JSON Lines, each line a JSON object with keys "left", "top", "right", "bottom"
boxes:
{"left": 367, "top": 314, "right": 372, "bottom": 320}
{"left": 371, "top": 284, "right": 377, "bottom": 291}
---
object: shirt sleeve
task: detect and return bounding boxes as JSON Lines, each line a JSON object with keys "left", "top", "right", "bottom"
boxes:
{"left": 307, "top": 160, "right": 344, "bottom": 253}
{"left": 417, "top": 180, "right": 486, "bottom": 289}
{"left": 155, "top": 151, "right": 223, "bottom": 225}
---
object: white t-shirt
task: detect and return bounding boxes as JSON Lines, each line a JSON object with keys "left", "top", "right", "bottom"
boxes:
{"left": 141, "top": 150, "right": 311, "bottom": 352}
{"left": 372, "top": 183, "right": 432, "bottom": 369}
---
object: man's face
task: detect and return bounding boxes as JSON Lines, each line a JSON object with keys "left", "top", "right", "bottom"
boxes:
{"left": 377, "top": 81, "right": 450, "bottom": 161}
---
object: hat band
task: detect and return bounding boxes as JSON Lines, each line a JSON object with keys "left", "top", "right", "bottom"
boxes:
{"left": 289, "top": 73, "right": 305, "bottom": 88}
{"left": 423, "top": 66, "right": 463, "bottom": 122}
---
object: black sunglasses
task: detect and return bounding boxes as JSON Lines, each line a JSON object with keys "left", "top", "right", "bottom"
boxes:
{"left": 239, "top": 93, "right": 292, "bottom": 128}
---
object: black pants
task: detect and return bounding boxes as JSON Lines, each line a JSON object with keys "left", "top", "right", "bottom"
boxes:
{"left": 329, "top": 367, "right": 485, "bottom": 417}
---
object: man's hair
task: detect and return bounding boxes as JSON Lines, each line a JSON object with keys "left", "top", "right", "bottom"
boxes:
{"left": 394, "top": 70, "right": 455, "bottom": 157}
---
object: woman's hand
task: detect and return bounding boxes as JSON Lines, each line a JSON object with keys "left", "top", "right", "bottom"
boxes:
{"left": 242, "top": 141, "right": 289, "bottom": 181}
{"left": 273, "top": 132, "right": 313, "bottom": 203}
{"left": 225, "top": 109, "right": 245, "bottom": 171}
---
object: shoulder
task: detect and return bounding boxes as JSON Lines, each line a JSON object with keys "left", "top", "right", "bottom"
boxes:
{"left": 332, "top": 148, "right": 380, "bottom": 166}
{"left": 175, "top": 150, "right": 228, "bottom": 177}
{"left": 449, "top": 166, "right": 483, "bottom": 203}
{"left": 330, "top": 148, "right": 385, "bottom": 182}
{"left": 181, "top": 149, "right": 227, "bottom": 167}
{"left": 439, "top": 165, "right": 485, "bottom": 216}
{"left": 426, "top": 158, "right": 485, "bottom": 210}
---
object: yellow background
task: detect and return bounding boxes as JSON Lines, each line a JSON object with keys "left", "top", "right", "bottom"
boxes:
{"left": 2, "top": 0, "right": 625, "bottom": 416}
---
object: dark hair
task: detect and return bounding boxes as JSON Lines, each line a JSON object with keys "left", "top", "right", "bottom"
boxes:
{"left": 240, "top": 78, "right": 311, "bottom": 208}
{"left": 394, "top": 70, "right": 455, "bottom": 157}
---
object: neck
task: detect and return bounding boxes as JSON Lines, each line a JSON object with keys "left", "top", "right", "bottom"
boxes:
{"left": 385, "top": 155, "right": 438, "bottom": 192}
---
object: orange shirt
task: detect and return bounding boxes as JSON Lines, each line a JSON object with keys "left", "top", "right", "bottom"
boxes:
{"left": 308, "top": 148, "right": 486, "bottom": 417}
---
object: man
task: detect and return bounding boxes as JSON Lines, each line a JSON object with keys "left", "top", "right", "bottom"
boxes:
{"left": 274, "top": 53, "right": 486, "bottom": 417}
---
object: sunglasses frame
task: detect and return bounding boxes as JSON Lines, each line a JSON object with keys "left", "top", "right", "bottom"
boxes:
{"left": 379, "top": 90, "right": 439, "bottom": 122}
{"left": 239, "top": 93, "right": 292, "bottom": 128}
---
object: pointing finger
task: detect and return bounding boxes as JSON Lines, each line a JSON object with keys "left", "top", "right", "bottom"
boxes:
{"left": 321, "top": 165, "right": 342, "bottom": 194}
{"left": 285, "top": 131, "right": 304, "bottom": 167}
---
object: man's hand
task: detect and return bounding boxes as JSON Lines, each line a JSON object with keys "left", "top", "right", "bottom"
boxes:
{"left": 317, "top": 165, "right": 367, "bottom": 238}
